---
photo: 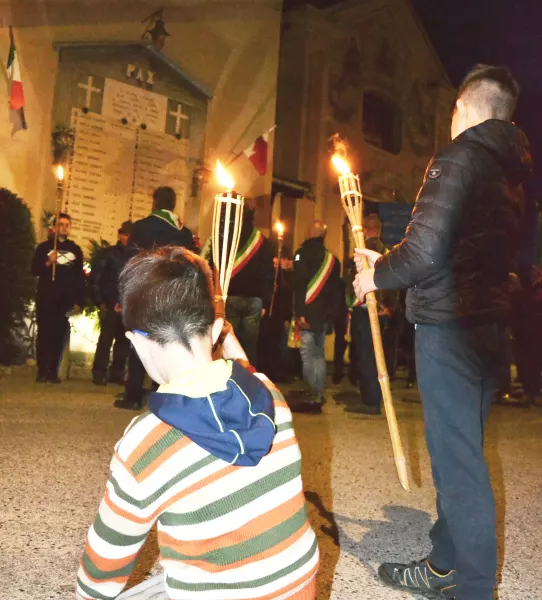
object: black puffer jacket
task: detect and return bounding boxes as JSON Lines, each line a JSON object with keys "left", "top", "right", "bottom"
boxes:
{"left": 374, "top": 120, "right": 532, "bottom": 326}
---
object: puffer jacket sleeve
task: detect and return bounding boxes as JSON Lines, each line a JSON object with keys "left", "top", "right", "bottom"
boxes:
{"left": 374, "top": 144, "right": 478, "bottom": 290}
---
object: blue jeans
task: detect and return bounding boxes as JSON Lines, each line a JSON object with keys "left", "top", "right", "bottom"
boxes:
{"left": 300, "top": 330, "right": 326, "bottom": 398}
{"left": 416, "top": 323, "right": 509, "bottom": 600}
{"left": 226, "top": 296, "right": 263, "bottom": 367}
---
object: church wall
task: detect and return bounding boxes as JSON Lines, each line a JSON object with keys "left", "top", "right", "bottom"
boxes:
{"left": 0, "top": 2, "right": 282, "bottom": 247}
{"left": 276, "top": 0, "right": 457, "bottom": 261}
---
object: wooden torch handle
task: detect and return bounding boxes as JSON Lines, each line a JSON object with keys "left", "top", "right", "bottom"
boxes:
{"left": 353, "top": 231, "right": 410, "bottom": 492}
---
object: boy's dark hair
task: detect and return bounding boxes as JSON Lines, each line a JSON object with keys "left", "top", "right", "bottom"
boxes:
{"left": 54, "top": 212, "right": 71, "bottom": 225}
{"left": 153, "top": 186, "right": 177, "bottom": 211}
{"left": 457, "top": 64, "right": 519, "bottom": 120}
{"left": 119, "top": 247, "right": 215, "bottom": 350}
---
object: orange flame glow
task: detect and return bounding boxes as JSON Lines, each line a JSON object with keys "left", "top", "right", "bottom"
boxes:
{"left": 215, "top": 160, "right": 234, "bottom": 190}
{"left": 275, "top": 221, "right": 285, "bottom": 235}
{"left": 331, "top": 154, "right": 351, "bottom": 176}
{"left": 56, "top": 164, "right": 65, "bottom": 182}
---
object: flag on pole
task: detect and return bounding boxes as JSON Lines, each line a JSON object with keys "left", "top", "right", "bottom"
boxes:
{"left": 7, "top": 26, "right": 27, "bottom": 132}
{"left": 243, "top": 131, "right": 270, "bottom": 176}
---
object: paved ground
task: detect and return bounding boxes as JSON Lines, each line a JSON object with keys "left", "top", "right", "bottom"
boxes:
{"left": 1, "top": 365, "right": 541, "bottom": 600}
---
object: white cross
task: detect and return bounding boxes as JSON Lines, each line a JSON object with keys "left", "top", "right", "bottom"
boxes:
{"left": 78, "top": 76, "right": 101, "bottom": 109}
{"left": 169, "top": 103, "right": 189, "bottom": 135}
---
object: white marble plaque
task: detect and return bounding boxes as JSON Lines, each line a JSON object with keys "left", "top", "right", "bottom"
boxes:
{"left": 65, "top": 108, "right": 136, "bottom": 252}
{"left": 102, "top": 78, "right": 168, "bottom": 133}
{"left": 132, "top": 128, "right": 190, "bottom": 223}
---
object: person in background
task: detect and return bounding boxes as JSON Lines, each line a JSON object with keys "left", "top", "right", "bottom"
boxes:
{"left": 333, "top": 260, "right": 358, "bottom": 386}
{"left": 347, "top": 214, "right": 398, "bottom": 415}
{"left": 116, "top": 186, "right": 195, "bottom": 410}
{"left": 90, "top": 221, "right": 132, "bottom": 386}
{"left": 509, "top": 266, "right": 542, "bottom": 406}
{"left": 225, "top": 207, "right": 274, "bottom": 367}
{"left": 258, "top": 248, "right": 296, "bottom": 382}
{"left": 293, "top": 220, "right": 341, "bottom": 413}
{"left": 32, "top": 213, "right": 85, "bottom": 383}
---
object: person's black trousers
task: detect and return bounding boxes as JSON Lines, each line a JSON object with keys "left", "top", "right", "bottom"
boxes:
{"left": 92, "top": 309, "right": 129, "bottom": 380}
{"left": 125, "top": 348, "right": 147, "bottom": 405}
{"left": 515, "top": 313, "right": 542, "bottom": 396}
{"left": 36, "top": 301, "right": 70, "bottom": 379}
{"left": 351, "top": 308, "right": 386, "bottom": 408}
{"left": 416, "top": 323, "right": 508, "bottom": 600}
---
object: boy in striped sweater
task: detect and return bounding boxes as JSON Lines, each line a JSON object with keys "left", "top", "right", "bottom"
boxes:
{"left": 76, "top": 247, "right": 319, "bottom": 600}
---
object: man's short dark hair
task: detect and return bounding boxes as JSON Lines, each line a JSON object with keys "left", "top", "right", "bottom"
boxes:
{"left": 153, "top": 186, "right": 177, "bottom": 211}
{"left": 119, "top": 247, "right": 215, "bottom": 350}
{"left": 457, "top": 64, "right": 520, "bottom": 120}
{"left": 54, "top": 212, "right": 71, "bottom": 225}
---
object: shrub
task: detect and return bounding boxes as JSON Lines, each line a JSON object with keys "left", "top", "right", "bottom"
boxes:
{"left": 0, "top": 188, "right": 36, "bottom": 364}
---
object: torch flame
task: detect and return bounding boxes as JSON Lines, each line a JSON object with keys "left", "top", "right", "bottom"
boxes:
{"left": 275, "top": 220, "right": 285, "bottom": 235}
{"left": 56, "top": 164, "right": 65, "bottom": 182}
{"left": 215, "top": 160, "right": 234, "bottom": 190}
{"left": 331, "top": 154, "right": 351, "bottom": 176}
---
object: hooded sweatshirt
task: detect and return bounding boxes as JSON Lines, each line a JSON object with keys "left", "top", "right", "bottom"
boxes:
{"left": 76, "top": 360, "right": 318, "bottom": 600}
{"left": 373, "top": 119, "right": 533, "bottom": 326}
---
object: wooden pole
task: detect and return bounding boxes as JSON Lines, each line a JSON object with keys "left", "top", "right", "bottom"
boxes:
{"left": 52, "top": 176, "right": 64, "bottom": 282}
{"left": 338, "top": 171, "right": 410, "bottom": 492}
{"left": 269, "top": 227, "right": 284, "bottom": 318}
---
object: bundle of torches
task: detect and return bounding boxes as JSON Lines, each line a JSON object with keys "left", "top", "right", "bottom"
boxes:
{"left": 212, "top": 155, "right": 409, "bottom": 491}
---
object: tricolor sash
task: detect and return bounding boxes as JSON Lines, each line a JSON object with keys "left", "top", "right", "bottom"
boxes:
{"left": 305, "top": 251, "right": 335, "bottom": 304}
{"left": 232, "top": 229, "right": 264, "bottom": 277}
{"left": 150, "top": 209, "right": 181, "bottom": 229}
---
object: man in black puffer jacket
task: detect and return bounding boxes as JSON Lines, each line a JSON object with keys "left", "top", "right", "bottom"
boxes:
{"left": 354, "top": 65, "right": 532, "bottom": 600}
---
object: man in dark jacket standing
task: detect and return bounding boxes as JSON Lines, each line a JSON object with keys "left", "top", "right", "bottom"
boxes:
{"left": 293, "top": 220, "right": 341, "bottom": 413}
{"left": 225, "top": 208, "right": 274, "bottom": 367}
{"left": 116, "top": 186, "right": 196, "bottom": 410}
{"left": 32, "top": 213, "right": 85, "bottom": 383}
{"left": 354, "top": 65, "right": 532, "bottom": 600}
{"left": 90, "top": 221, "right": 132, "bottom": 386}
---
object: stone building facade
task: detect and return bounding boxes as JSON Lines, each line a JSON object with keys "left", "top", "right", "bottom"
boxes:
{"left": 0, "top": 1, "right": 282, "bottom": 250}
{"left": 272, "top": 0, "right": 457, "bottom": 260}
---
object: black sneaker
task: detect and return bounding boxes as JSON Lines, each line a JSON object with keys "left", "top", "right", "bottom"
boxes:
{"left": 379, "top": 558, "right": 457, "bottom": 598}
{"left": 36, "top": 374, "right": 48, "bottom": 383}
{"left": 49, "top": 376, "right": 62, "bottom": 384}
{"left": 114, "top": 396, "right": 144, "bottom": 411}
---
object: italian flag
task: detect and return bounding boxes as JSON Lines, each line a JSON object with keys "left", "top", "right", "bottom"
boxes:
{"left": 7, "top": 26, "right": 27, "bottom": 131}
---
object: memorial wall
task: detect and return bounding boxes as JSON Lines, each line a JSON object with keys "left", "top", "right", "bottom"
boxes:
{"left": 52, "top": 43, "right": 209, "bottom": 253}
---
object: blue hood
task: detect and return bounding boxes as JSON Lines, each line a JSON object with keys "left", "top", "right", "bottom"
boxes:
{"left": 148, "top": 361, "right": 276, "bottom": 466}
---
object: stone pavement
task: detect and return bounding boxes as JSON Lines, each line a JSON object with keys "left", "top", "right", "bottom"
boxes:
{"left": 1, "top": 365, "right": 541, "bottom": 600}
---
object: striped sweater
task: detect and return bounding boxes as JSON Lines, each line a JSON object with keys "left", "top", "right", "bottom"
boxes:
{"left": 76, "top": 361, "right": 318, "bottom": 600}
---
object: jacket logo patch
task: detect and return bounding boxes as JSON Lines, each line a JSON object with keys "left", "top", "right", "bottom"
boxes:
{"left": 428, "top": 163, "right": 443, "bottom": 179}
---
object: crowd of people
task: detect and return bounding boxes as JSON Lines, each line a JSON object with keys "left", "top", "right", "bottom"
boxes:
{"left": 27, "top": 62, "right": 542, "bottom": 600}
{"left": 31, "top": 184, "right": 542, "bottom": 416}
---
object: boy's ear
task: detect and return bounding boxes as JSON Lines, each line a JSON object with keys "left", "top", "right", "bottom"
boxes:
{"left": 211, "top": 318, "right": 225, "bottom": 345}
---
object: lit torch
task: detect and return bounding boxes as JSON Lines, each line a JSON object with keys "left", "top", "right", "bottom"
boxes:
{"left": 52, "top": 164, "right": 65, "bottom": 282}
{"left": 269, "top": 220, "right": 285, "bottom": 317}
{"left": 332, "top": 149, "right": 410, "bottom": 492}
{"left": 212, "top": 160, "right": 244, "bottom": 314}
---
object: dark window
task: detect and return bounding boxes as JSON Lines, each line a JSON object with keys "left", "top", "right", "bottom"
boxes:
{"left": 362, "top": 91, "right": 402, "bottom": 155}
